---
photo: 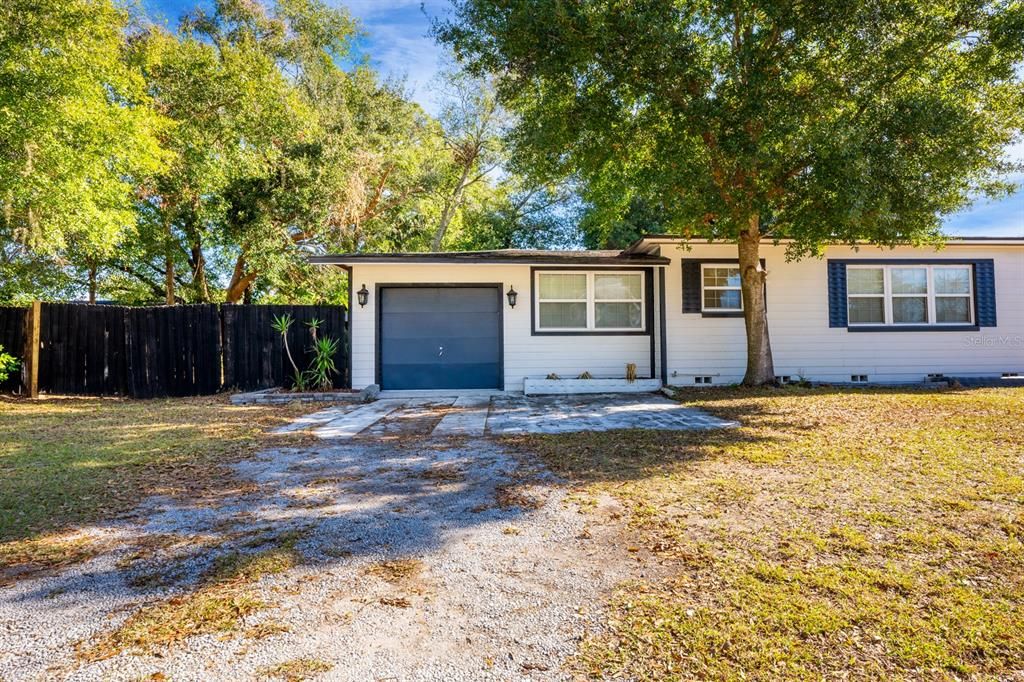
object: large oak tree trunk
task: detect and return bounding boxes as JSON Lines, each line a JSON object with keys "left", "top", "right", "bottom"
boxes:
{"left": 431, "top": 162, "right": 473, "bottom": 251}
{"left": 190, "top": 240, "right": 210, "bottom": 303}
{"left": 87, "top": 263, "right": 97, "bottom": 304}
{"left": 739, "top": 215, "right": 775, "bottom": 386}
{"left": 225, "top": 252, "right": 258, "bottom": 303}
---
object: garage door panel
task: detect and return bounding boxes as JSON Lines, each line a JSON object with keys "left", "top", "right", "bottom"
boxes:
{"left": 381, "top": 337, "right": 500, "bottom": 364}
{"left": 379, "top": 363, "right": 500, "bottom": 390}
{"left": 381, "top": 288, "right": 499, "bottom": 313}
{"left": 380, "top": 312, "right": 501, "bottom": 339}
{"left": 379, "top": 287, "right": 501, "bottom": 390}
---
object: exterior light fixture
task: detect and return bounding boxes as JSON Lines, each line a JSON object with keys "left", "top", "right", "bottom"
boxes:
{"left": 506, "top": 285, "right": 518, "bottom": 308}
{"left": 356, "top": 284, "right": 369, "bottom": 308}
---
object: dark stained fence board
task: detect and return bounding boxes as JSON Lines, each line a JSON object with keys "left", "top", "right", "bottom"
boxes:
{"left": 5, "top": 303, "right": 347, "bottom": 397}
{"left": 220, "top": 304, "right": 348, "bottom": 391}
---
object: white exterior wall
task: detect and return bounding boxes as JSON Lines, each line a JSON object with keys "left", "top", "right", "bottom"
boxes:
{"left": 661, "top": 243, "right": 1024, "bottom": 386}
{"left": 348, "top": 263, "right": 654, "bottom": 391}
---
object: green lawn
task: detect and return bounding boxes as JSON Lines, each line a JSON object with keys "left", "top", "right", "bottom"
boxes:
{"left": 0, "top": 396, "right": 308, "bottom": 547}
{"left": 514, "top": 386, "right": 1024, "bottom": 681}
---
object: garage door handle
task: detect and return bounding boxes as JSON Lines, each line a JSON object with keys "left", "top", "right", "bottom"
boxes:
{"left": 438, "top": 345, "right": 444, "bottom": 357}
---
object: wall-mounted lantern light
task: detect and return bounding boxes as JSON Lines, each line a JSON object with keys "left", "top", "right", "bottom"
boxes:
{"left": 506, "top": 285, "right": 518, "bottom": 308}
{"left": 356, "top": 284, "right": 369, "bottom": 308}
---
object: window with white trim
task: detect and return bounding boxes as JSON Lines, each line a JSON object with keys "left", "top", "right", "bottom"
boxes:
{"left": 701, "top": 264, "right": 742, "bottom": 312}
{"left": 846, "top": 264, "right": 973, "bottom": 326}
{"left": 535, "top": 271, "right": 645, "bottom": 331}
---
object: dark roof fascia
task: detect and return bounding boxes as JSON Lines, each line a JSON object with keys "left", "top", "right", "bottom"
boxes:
{"left": 623, "top": 234, "right": 1024, "bottom": 254}
{"left": 309, "top": 253, "right": 670, "bottom": 266}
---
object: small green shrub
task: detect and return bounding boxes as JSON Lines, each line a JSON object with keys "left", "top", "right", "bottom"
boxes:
{"left": 0, "top": 344, "right": 19, "bottom": 383}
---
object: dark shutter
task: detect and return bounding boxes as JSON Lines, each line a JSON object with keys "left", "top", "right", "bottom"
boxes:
{"left": 681, "top": 260, "right": 701, "bottom": 313}
{"left": 974, "top": 259, "right": 997, "bottom": 327}
{"left": 827, "top": 261, "right": 847, "bottom": 328}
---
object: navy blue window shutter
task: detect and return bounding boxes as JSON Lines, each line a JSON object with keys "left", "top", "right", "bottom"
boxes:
{"left": 974, "top": 259, "right": 997, "bottom": 327}
{"left": 681, "top": 260, "right": 701, "bottom": 313}
{"left": 827, "top": 261, "right": 847, "bottom": 328}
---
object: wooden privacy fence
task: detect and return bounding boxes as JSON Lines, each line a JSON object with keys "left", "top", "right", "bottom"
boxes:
{"left": 0, "top": 303, "right": 348, "bottom": 398}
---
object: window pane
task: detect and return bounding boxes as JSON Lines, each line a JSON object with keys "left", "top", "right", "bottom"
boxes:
{"left": 848, "top": 297, "right": 884, "bottom": 324}
{"left": 538, "top": 302, "right": 586, "bottom": 328}
{"left": 847, "top": 268, "right": 884, "bottom": 295}
{"left": 890, "top": 268, "right": 927, "bottom": 294}
{"left": 893, "top": 296, "right": 928, "bottom": 323}
{"left": 936, "top": 296, "right": 970, "bottom": 323}
{"left": 595, "top": 273, "right": 641, "bottom": 300}
{"left": 934, "top": 268, "right": 971, "bottom": 295}
{"left": 595, "top": 302, "right": 642, "bottom": 328}
{"left": 538, "top": 273, "right": 586, "bottom": 300}
{"left": 704, "top": 289, "right": 742, "bottom": 310}
{"left": 703, "top": 267, "right": 741, "bottom": 288}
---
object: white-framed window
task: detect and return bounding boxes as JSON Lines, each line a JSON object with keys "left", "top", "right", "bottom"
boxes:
{"left": 846, "top": 264, "right": 974, "bottom": 326}
{"left": 701, "top": 264, "right": 743, "bottom": 312}
{"left": 535, "top": 271, "right": 645, "bottom": 331}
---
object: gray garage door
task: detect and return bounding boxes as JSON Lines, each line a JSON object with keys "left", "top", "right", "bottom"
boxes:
{"left": 379, "top": 286, "right": 502, "bottom": 390}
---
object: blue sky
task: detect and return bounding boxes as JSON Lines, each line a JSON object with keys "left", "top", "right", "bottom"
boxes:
{"left": 144, "top": 0, "right": 1022, "bottom": 237}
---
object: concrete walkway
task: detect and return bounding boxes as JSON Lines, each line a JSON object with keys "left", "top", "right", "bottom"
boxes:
{"left": 276, "top": 393, "right": 736, "bottom": 439}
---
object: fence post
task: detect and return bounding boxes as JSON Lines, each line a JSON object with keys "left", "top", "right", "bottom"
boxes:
{"left": 23, "top": 300, "right": 41, "bottom": 398}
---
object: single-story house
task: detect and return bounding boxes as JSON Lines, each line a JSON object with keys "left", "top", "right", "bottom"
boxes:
{"left": 312, "top": 236, "right": 1024, "bottom": 391}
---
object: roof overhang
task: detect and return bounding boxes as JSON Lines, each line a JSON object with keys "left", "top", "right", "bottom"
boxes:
{"left": 310, "top": 252, "right": 670, "bottom": 266}
{"left": 622, "top": 234, "right": 1024, "bottom": 255}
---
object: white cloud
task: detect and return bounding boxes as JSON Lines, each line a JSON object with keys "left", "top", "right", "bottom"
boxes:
{"left": 336, "top": 0, "right": 452, "bottom": 114}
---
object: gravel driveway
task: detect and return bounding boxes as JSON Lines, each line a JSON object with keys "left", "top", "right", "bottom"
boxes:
{"left": 0, "top": 429, "right": 632, "bottom": 681}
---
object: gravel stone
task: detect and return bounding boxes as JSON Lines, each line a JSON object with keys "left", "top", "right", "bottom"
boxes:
{"left": 0, "top": 431, "right": 632, "bottom": 681}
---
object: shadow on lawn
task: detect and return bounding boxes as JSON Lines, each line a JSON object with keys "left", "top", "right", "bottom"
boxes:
{"left": 2, "top": 437, "right": 545, "bottom": 605}
{"left": 500, "top": 395, "right": 789, "bottom": 485}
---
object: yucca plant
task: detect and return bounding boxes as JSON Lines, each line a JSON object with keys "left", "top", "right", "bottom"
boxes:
{"left": 271, "top": 313, "right": 306, "bottom": 391}
{"left": 305, "top": 336, "right": 339, "bottom": 391}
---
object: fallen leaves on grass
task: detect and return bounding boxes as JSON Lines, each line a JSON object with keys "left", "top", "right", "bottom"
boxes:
{"left": 80, "top": 531, "right": 307, "bottom": 660}
{"left": 416, "top": 464, "right": 465, "bottom": 483}
{"left": 518, "top": 386, "right": 1024, "bottom": 680}
{"left": 494, "top": 484, "right": 545, "bottom": 510}
{"left": 0, "top": 396, "right": 313, "bottom": 543}
{"left": 0, "top": 533, "right": 104, "bottom": 584}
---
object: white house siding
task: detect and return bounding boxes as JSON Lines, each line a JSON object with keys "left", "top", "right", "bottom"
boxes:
{"left": 660, "top": 242, "right": 1024, "bottom": 386}
{"left": 348, "top": 263, "right": 655, "bottom": 391}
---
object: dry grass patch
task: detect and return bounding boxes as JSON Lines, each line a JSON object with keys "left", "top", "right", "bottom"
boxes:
{"left": 512, "top": 386, "right": 1024, "bottom": 680}
{"left": 81, "top": 532, "right": 306, "bottom": 660}
{"left": 0, "top": 396, "right": 311, "bottom": 543}
{"left": 245, "top": 620, "right": 291, "bottom": 640}
{"left": 0, "top": 532, "right": 105, "bottom": 584}
{"left": 364, "top": 558, "right": 423, "bottom": 583}
{"left": 495, "top": 483, "right": 545, "bottom": 510}
{"left": 379, "top": 596, "right": 412, "bottom": 608}
{"left": 258, "top": 656, "right": 333, "bottom": 681}
{"left": 416, "top": 463, "right": 465, "bottom": 483}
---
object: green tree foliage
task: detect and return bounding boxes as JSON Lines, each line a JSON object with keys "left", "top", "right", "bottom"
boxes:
{"left": 439, "top": 0, "right": 1024, "bottom": 384}
{"left": 0, "top": 0, "right": 166, "bottom": 295}
{"left": 0, "top": 0, "right": 577, "bottom": 306}
{"left": 580, "top": 196, "right": 668, "bottom": 250}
